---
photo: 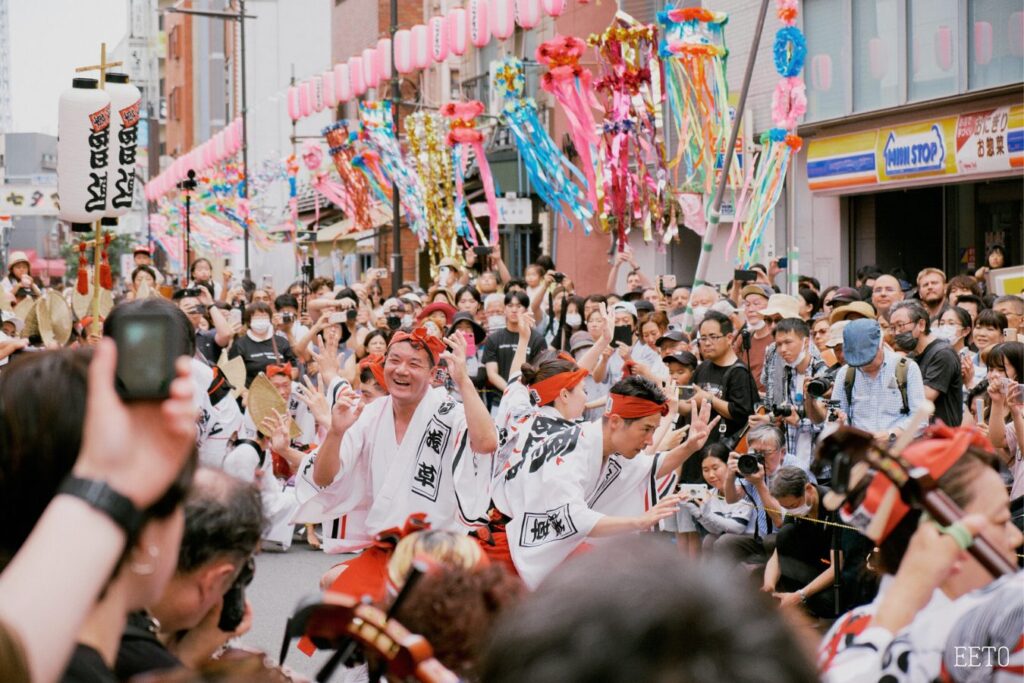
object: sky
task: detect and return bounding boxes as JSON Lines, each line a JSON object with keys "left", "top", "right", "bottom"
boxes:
{"left": 9, "top": 0, "right": 128, "bottom": 136}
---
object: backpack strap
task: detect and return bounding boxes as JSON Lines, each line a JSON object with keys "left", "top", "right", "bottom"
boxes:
{"left": 843, "top": 366, "right": 856, "bottom": 423}
{"left": 895, "top": 356, "right": 911, "bottom": 415}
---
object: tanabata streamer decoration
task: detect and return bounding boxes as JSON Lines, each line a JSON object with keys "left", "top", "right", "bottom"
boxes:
{"left": 440, "top": 100, "right": 499, "bottom": 246}
{"left": 58, "top": 77, "right": 112, "bottom": 225}
{"left": 405, "top": 112, "right": 462, "bottom": 263}
{"left": 492, "top": 57, "right": 592, "bottom": 232}
{"left": 658, "top": 8, "right": 732, "bottom": 196}
{"left": 536, "top": 35, "right": 601, "bottom": 211}
{"left": 102, "top": 73, "right": 141, "bottom": 218}
{"left": 588, "top": 14, "right": 669, "bottom": 249}
{"left": 359, "top": 101, "right": 429, "bottom": 243}
{"left": 733, "top": 0, "right": 805, "bottom": 268}
{"left": 323, "top": 121, "right": 378, "bottom": 232}
{"left": 301, "top": 141, "right": 354, "bottom": 228}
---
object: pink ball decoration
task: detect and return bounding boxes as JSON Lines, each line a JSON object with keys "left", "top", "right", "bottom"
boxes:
{"left": 377, "top": 38, "right": 392, "bottom": 81}
{"left": 974, "top": 21, "right": 993, "bottom": 65}
{"left": 515, "top": 0, "right": 541, "bottom": 28}
{"left": 935, "top": 26, "right": 953, "bottom": 71}
{"left": 541, "top": 0, "right": 566, "bottom": 18}
{"left": 449, "top": 8, "right": 468, "bottom": 56}
{"left": 322, "top": 70, "right": 337, "bottom": 107}
{"left": 298, "top": 81, "right": 312, "bottom": 118}
{"left": 468, "top": 0, "right": 491, "bottom": 48}
{"left": 430, "top": 16, "right": 449, "bottom": 62}
{"left": 362, "top": 47, "right": 379, "bottom": 89}
{"left": 349, "top": 56, "right": 366, "bottom": 96}
{"left": 394, "top": 28, "right": 414, "bottom": 74}
{"left": 287, "top": 85, "right": 301, "bottom": 121}
{"left": 412, "top": 24, "right": 430, "bottom": 70}
{"left": 334, "top": 63, "right": 352, "bottom": 102}
{"left": 491, "top": 0, "right": 515, "bottom": 40}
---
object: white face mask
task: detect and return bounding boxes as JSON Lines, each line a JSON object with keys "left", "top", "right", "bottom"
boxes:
{"left": 250, "top": 319, "right": 272, "bottom": 335}
{"left": 487, "top": 315, "right": 506, "bottom": 331}
{"left": 747, "top": 317, "right": 766, "bottom": 331}
{"left": 692, "top": 306, "right": 708, "bottom": 323}
{"left": 933, "top": 325, "right": 959, "bottom": 343}
{"left": 785, "top": 500, "right": 811, "bottom": 516}
{"left": 565, "top": 313, "right": 582, "bottom": 328}
{"left": 401, "top": 314, "right": 414, "bottom": 328}
{"left": 785, "top": 342, "right": 808, "bottom": 369}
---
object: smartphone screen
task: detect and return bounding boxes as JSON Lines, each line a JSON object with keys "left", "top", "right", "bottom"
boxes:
{"left": 777, "top": 257, "right": 788, "bottom": 268}
{"left": 660, "top": 274, "right": 677, "bottom": 292}
{"left": 328, "top": 312, "right": 345, "bottom": 325}
{"left": 733, "top": 269, "right": 757, "bottom": 283}
{"left": 462, "top": 331, "right": 477, "bottom": 357}
{"left": 114, "top": 313, "right": 186, "bottom": 401}
{"left": 229, "top": 308, "right": 243, "bottom": 326}
{"left": 677, "top": 385, "right": 696, "bottom": 401}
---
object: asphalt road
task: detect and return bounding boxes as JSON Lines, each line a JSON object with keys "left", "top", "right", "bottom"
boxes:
{"left": 239, "top": 539, "right": 352, "bottom": 680}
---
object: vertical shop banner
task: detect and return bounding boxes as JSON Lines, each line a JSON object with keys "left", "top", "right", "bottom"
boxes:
{"left": 955, "top": 104, "right": 1024, "bottom": 175}
{"left": 875, "top": 117, "right": 958, "bottom": 183}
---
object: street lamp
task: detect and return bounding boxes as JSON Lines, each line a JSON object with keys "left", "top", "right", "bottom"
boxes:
{"left": 176, "top": 168, "right": 197, "bottom": 285}
{"left": 164, "top": 0, "right": 255, "bottom": 281}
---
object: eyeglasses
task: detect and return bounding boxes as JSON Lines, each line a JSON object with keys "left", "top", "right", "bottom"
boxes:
{"left": 698, "top": 334, "right": 726, "bottom": 344}
{"left": 890, "top": 320, "right": 918, "bottom": 333}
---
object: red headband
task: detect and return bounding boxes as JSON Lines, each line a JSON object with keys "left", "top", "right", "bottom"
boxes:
{"left": 388, "top": 326, "right": 447, "bottom": 362}
{"left": 606, "top": 392, "right": 669, "bottom": 419}
{"left": 358, "top": 353, "right": 388, "bottom": 390}
{"left": 266, "top": 363, "right": 293, "bottom": 379}
{"left": 529, "top": 368, "right": 589, "bottom": 406}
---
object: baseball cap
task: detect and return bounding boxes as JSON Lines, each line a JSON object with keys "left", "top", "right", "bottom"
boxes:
{"left": 132, "top": 244, "right": 153, "bottom": 255}
{"left": 663, "top": 350, "right": 698, "bottom": 367}
{"left": 621, "top": 288, "right": 645, "bottom": 302}
{"left": 740, "top": 284, "right": 772, "bottom": 300}
{"left": 611, "top": 301, "right": 638, "bottom": 319}
{"left": 634, "top": 300, "right": 655, "bottom": 314}
{"left": 825, "top": 321, "right": 848, "bottom": 348}
{"left": 829, "top": 287, "right": 860, "bottom": 305}
{"left": 829, "top": 301, "right": 877, "bottom": 325}
{"left": 569, "top": 331, "right": 595, "bottom": 354}
{"left": 656, "top": 329, "right": 689, "bottom": 346}
{"left": 842, "top": 319, "right": 881, "bottom": 367}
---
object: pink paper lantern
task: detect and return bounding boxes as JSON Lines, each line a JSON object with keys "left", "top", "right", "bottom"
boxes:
{"left": 974, "top": 21, "right": 993, "bottom": 65}
{"left": 311, "top": 75, "right": 325, "bottom": 112}
{"left": 394, "top": 28, "right": 414, "bottom": 74}
{"left": 362, "top": 47, "right": 379, "bottom": 89}
{"left": 298, "top": 81, "right": 312, "bottom": 117}
{"left": 412, "top": 24, "right": 430, "bottom": 70}
{"left": 430, "top": 16, "right": 449, "bottom": 62}
{"left": 349, "top": 56, "right": 366, "bottom": 96}
{"left": 491, "top": 0, "right": 515, "bottom": 40}
{"left": 468, "top": 0, "right": 491, "bottom": 48}
{"left": 515, "top": 0, "right": 542, "bottom": 28}
{"left": 449, "top": 8, "right": 468, "bottom": 56}
{"left": 287, "top": 85, "right": 301, "bottom": 121}
{"left": 377, "top": 38, "right": 392, "bottom": 81}
{"left": 541, "top": 0, "right": 565, "bottom": 18}
{"left": 322, "top": 70, "right": 337, "bottom": 107}
{"left": 935, "top": 26, "right": 953, "bottom": 71}
{"left": 1011, "top": 12, "right": 1024, "bottom": 57}
{"left": 811, "top": 54, "right": 832, "bottom": 91}
{"left": 334, "top": 63, "right": 352, "bottom": 102}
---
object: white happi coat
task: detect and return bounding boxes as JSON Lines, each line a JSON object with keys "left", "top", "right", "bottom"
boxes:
{"left": 221, "top": 440, "right": 301, "bottom": 549}
{"left": 293, "top": 387, "right": 494, "bottom": 548}
{"left": 492, "top": 394, "right": 677, "bottom": 589}
{"left": 237, "top": 381, "right": 317, "bottom": 448}
{"left": 191, "top": 359, "right": 225, "bottom": 467}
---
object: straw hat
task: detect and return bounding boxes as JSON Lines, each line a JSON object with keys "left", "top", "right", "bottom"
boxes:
{"left": 248, "top": 373, "right": 301, "bottom": 439}
{"left": 218, "top": 351, "right": 247, "bottom": 396}
{"left": 13, "top": 296, "right": 34, "bottom": 325}
{"left": 38, "top": 290, "right": 73, "bottom": 346}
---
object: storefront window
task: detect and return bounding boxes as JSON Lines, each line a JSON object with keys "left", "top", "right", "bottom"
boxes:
{"left": 852, "top": 0, "right": 900, "bottom": 112}
{"left": 908, "top": 0, "right": 958, "bottom": 101}
{"left": 805, "top": 0, "right": 848, "bottom": 120}
{"left": 969, "top": 0, "right": 1024, "bottom": 90}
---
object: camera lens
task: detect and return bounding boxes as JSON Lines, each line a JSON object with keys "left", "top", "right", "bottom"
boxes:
{"left": 737, "top": 454, "right": 759, "bottom": 476}
{"left": 771, "top": 404, "right": 793, "bottom": 418}
{"left": 806, "top": 377, "right": 833, "bottom": 398}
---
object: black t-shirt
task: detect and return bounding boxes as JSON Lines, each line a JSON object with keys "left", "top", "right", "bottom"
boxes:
{"left": 481, "top": 328, "right": 547, "bottom": 382}
{"left": 61, "top": 644, "right": 117, "bottom": 683}
{"left": 195, "top": 329, "right": 224, "bottom": 365}
{"left": 692, "top": 359, "right": 757, "bottom": 443}
{"left": 915, "top": 338, "right": 963, "bottom": 426}
{"left": 115, "top": 611, "right": 182, "bottom": 681}
{"left": 229, "top": 332, "right": 298, "bottom": 387}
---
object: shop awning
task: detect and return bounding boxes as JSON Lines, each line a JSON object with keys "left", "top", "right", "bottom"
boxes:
{"left": 24, "top": 249, "right": 66, "bottom": 278}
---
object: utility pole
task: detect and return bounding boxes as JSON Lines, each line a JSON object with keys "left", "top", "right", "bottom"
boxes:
{"left": 389, "top": 0, "right": 402, "bottom": 296}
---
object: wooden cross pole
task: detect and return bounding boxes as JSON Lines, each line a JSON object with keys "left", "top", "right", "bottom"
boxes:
{"left": 75, "top": 43, "right": 122, "bottom": 336}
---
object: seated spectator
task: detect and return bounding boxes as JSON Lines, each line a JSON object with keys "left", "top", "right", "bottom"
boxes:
{"left": 763, "top": 467, "right": 874, "bottom": 619}
{"left": 677, "top": 443, "right": 754, "bottom": 552}
{"left": 480, "top": 536, "right": 820, "bottom": 683}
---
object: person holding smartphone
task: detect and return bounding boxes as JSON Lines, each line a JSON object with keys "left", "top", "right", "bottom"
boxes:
{"left": 605, "top": 302, "right": 668, "bottom": 385}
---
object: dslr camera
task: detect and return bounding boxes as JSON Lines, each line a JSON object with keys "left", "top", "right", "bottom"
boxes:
{"left": 770, "top": 404, "right": 794, "bottom": 418}
{"left": 218, "top": 557, "right": 255, "bottom": 632}
{"left": 737, "top": 451, "right": 766, "bottom": 478}
{"left": 806, "top": 376, "right": 834, "bottom": 398}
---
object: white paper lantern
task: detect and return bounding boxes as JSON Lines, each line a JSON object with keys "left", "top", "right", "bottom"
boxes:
{"left": 468, "top": 0, "right": 491, "bottom": 48}
{"left": 542, "top": 0, "right": 566, "bottom": 17}
{"left": 322, "top": 70, "right": 337, "bottom": 107}
{"left": 362, "top": 47, "right": 379, "bottom": 89}
{"left": 449, "top": 9, "right": 468, "bottom": 56}
{"left": 334, "top": 63, "right": 352, "bottom": 102}
{"left": 515, "top": 0, "right": 542, "bottom": 28}
{"left": 312, "top": 75, "right": 325, "bottom": 112}
{"left": 287, "top": 86, "right": 301, "bottom": 120}
{"left": 411, "top": 24, "right": 430, "bottom": 70}
{"left": 350, "top": 57, "right": 366, "bottom": 96}
{"left": 394, "top": 29, "right": 414, "bottom": 74}
{"left": 430, "top": 16, "right": 450, "bottom": 62}
{"left": 377, "top": 38, "right": 392, "bottom": 81}
{"left": 58, "top": 77, "right": 113, "bottom": 225}
{"left": 102, "top": 73, "right": 142, "bottom": 218}
{"left": 491, "top": 0, "right": 515, "bottom": 40}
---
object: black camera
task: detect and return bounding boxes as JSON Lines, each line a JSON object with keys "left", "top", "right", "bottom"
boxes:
{"left": 806, "top": 376, "right": 833, "bottom": 398}
{"left": 770, "top": 404, "right": 794, "bottom": 418}
{"left": 181, "top": 287, "right": 203, "bottom": 299}
{"left": 218, "top": 557, "right": 255, "bottom": 632}
{"left": 112, "top": 309, "right": 192, "bottom": 402}
{"left": 386, "top": 315, "right": 402, "bottom": 331}
{"left": 552, "top": 272, "right": 566, "bottom": 284}
{"left": 737, "top": 451, "right": 765, "bottom": 477}
{"left": 281, "top": 312, "right": 295, "bottom": 324}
